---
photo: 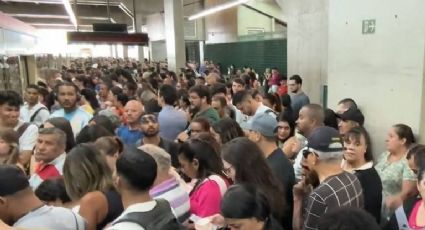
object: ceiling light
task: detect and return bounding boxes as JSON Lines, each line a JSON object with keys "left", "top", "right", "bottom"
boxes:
{"left": 188, "top": 0, "right": 248, "bottom": 21}
{"left": 62, "top": 0, "right": 77, "bottom": 28}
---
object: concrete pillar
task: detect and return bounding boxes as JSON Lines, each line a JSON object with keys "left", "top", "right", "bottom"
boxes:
{"left": 114, "top": 45, "right": 119, "bottom": 58}
{"left": 164, "top": 0, "right": 186, "bottom": 71}
{"left": 286, "top": 0, "right": 425, "bottom": 154}
{"left": 286, "top": 0, "right": 328, "bottom": 105}
{"left": 134, "top": 1, "right": 145, "bottom": 62}
{"left": 199, "top": 41, "right": 204, "bottom": 65}
{"left": 123, "top": 46, "right": 128, "bottom": 58}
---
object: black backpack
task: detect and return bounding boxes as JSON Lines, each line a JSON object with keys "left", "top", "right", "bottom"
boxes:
{"left": 113, "top": 199, "right": 186, "bottom": 230}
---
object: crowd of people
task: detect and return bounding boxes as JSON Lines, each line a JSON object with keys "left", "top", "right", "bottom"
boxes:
{"left": 0, "top": 58, "right": 424, "bottom": 230}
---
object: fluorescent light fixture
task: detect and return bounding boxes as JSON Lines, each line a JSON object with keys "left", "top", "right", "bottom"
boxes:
{"left": 62, "top": 0, "right": 77, "bottom": 28}
{"left": 119, "top": 3, "right": 134, "bottom": 19}
{"left": 188, "top": 0, "right": 248, "bottom": 21}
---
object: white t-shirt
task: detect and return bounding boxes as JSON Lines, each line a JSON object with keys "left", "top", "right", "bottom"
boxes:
{"left": 14, "top": 120, "right": 38, "bottom": 152}
{"left": 14, "top": 205, "right": 86, "bottom": 230}
{"left": 20, "top": 102, "right": 50, "bottom": 127}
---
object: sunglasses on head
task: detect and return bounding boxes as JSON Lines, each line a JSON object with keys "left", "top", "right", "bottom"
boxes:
{"left": 141, "top": 115, "right": 157, "bottom": 123}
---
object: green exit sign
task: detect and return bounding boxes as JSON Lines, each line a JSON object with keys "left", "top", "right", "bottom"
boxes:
{"left": 362, "top": 19, "right": 376, "bottom": 34}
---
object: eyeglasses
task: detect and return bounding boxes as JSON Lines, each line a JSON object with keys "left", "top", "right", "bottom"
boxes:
{"left": 223, "top": 165, "right": 233, "bottom": 177}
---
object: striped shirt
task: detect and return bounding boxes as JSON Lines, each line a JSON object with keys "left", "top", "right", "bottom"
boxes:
{"left": 149, "top": 177, "right": 190, "bottom": 223}
{"left": 29, "top": 153, "right": 66, "bottom": 190}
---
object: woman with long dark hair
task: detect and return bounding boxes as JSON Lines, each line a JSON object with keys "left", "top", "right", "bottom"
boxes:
{"left": 221, "top": 137, "right": 286, "bottom": 229}
{"left": 277, "top": 112, "right": 299, "bottom": 160}
{"left": 178, "top": 138, "right": 229, "bottom": 220}
{"left": 211, "top": 118, "right": 245, "bottom": 145}
{"left": 220, "top": 184, "right": 283, "bottom": 230}
{"left": 342, "top": 127, "right": 383, "bottom": 223}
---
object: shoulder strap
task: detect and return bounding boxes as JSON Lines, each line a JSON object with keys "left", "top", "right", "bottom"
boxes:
{"left": 395, "top": 205, "right": 409, "bottom": 230}
{"left": 207, "top": 175, "right": 227, "bottom": 197}
{"left": 30, "top": 107, "right": 47, "bottom": 122}
{"left": 17, "top": 122, "right": 30, "bottom": 138}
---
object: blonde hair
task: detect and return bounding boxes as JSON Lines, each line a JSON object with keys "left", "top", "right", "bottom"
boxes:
{"left": 138, "top": 144, "right": 171, "bottom": 173}
{"left": 63, "top": 144, "right": 113, "bottom": 200}
{"left": 0, "top": 128, "right": 20, "bottom": 165}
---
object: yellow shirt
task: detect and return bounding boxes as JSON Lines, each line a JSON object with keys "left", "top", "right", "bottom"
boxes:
{"left": 80, "top": 104, "right": 94, "bottom": 115}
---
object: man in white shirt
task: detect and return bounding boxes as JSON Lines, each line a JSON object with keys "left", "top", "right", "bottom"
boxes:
{"left": 108, "top": 148, "right": 182, "bottom": 230}
{"left": 0, "top": 165, "right": 86, "bottom": 230}
{"left": 232, "top": 89, "right": 277, "bottom": 129}
{"left": 0, "top": 90, "right": 38, "bottom": 167}
{"left": 50, "top": 82, "right": 92, "bottom": 137}
{"left": 20, "top": 85, "right": 50, "bottom": 127}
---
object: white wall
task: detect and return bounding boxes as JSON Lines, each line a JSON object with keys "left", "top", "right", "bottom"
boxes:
{"left": 146, "top": 13, "right": 166, "bottom": 41}
{"left": 286, "top": 0, "right": 329, "bottom": 104}
{"left": 327, "top": 0, "right": 425, "bottom": 154}
{"left": 204, "top": 0, "right": 238, "bottom": 44}
{"left": 237, "top": 6, "right": 273, "bottom": 36}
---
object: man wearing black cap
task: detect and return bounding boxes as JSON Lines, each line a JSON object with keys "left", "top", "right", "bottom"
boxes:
{"left": 0, "top": 165, "right": 86, "bottom": 229}
{"left": 300, "top": 127, "right": 364, "bottom": 230}
{"left": 337, "top": 108, "right": 365, "bottom": 135}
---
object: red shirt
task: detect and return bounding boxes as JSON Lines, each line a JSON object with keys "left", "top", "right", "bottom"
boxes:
{"left": 278, "top": 85, "right": 288, "bottom": 96}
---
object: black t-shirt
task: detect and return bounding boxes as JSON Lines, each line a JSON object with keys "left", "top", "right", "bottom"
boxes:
{"left": 266, "top": 148, "right": 296, "bottom": 230}
{"left": 354, "top": 167, "right": 383, "bottom": 224}
{"left": 158, "top": 138, "right": 180, "bottom": 168}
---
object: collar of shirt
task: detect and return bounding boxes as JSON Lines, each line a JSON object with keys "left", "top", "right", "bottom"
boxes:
{"left": 113, "top": 200, "right": 157, "bottom": 224}
{"left": 150, "top": 177, "right": 178, "bottom": 195}
{"left": 35, "top": 153, "right": 66, "bottom": 173}
{"left": 162, "top": 105, "right": 174, "bottom": 111}
{"left": 50, "top": 153, "right": 66, "bottom": 165}
{"left": 341, "top": 160, "right": 373, "bottom": 173}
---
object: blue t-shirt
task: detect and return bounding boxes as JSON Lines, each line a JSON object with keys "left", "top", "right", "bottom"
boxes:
{"left": 116, "top": 125, "right": 144, "bottom": 146}
{"left": 50, "top": 108, "right": 93, "bottom": 137}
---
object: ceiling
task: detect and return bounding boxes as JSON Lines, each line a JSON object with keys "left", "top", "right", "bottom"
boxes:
{"left": 0, "top": 0, "right": 203, "bottom": 30}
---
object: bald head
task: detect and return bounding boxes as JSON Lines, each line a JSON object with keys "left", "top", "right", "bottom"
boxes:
{"left": 304, "top": 104, "right": 325, "bottom": 124}
{"left": 125, "top": 100, "right": 144, "bottom": 125}
{"left": 296, "top": 104, "right": 324, "bottom": 136}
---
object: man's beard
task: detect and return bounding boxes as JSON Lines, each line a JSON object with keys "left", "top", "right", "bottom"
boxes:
{"left": 143, "top": 130, "right": 159, "bottom": 138}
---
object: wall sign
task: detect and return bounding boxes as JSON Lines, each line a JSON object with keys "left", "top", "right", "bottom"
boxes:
{"left": 362, "top": 19, "right": 376, "bottom": 34}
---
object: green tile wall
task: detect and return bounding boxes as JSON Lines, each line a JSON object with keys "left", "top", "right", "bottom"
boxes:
{"left": 205, "top": 39, "right": 287, "bottom": 74}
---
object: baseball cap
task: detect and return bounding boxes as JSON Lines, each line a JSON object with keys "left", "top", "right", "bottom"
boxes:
{"left": 307, "top": 127, "right": 344, "bottom": 157}
{"left": 337, "top": 108, "right": 365, "bottom": 125}
{"left": 0, "top": 165, "right": 29, "bottom": 196}
{"left": 246, "top": 112, "right": 278, "bottom": 138}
